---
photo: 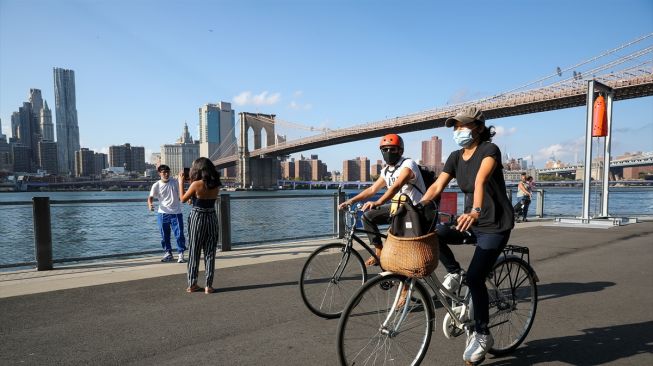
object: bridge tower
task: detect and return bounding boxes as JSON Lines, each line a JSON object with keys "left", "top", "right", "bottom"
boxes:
{"left": 238, "top": 112, "right": 279, "bottom": 189}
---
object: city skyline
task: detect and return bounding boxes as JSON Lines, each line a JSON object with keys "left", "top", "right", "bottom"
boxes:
{"left": 1, "top": 1, "right": 652, "bottom": 170}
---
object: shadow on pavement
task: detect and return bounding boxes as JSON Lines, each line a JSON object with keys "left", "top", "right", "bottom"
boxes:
{"left": 537, "top": 281, "right": 616, "bottom": 302}
{"left": 486, "top": 321, "right": 653, "bottom": 365}
{"left": 216, "top": 280, "right": 298, "bottom": 293}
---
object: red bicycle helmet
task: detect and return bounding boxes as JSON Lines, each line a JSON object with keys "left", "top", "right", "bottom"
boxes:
{"left": 379, "top": 133, "right": 404, "bottom": 149}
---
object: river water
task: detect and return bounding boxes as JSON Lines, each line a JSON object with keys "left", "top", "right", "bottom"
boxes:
{"left": 0, "top": 187, "right": 651, "bottom": 266}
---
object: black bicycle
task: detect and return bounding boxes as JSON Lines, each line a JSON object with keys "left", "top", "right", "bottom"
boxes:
{"left": 299, "top": 204, "right": 385, "bottom": 318}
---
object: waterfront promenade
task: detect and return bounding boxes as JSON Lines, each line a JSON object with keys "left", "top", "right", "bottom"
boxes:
{"left": 1, "top": 220, "right": 652, "bottom": 365}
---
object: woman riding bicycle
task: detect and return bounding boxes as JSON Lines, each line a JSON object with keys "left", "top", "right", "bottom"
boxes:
{"left": 338, "top": 133, "right": 425, "bottom": 266}
{"left": 420, "top": 106, "right": 514, "bottom": 365}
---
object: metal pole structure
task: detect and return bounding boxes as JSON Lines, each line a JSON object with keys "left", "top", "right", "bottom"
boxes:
{"left": 337, "top": 188, "right": 346, "bottom": 238}
{"left": 581, "top": 80, "right": 595, "bottom": 222}
{"left": 601, "top": 90, "right": 614, "bottom": 217}
{"left": 535, "top": 189, "right": 545, "bottom": 218}
{"left": 33, "top": 197, "right": 53, "bottom": 271}
{"left": 218, "top": 194, "right": 232, "bottom": 251}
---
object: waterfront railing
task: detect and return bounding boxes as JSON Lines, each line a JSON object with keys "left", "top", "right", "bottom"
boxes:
{"left": 0, "top": 193, "right": 344, "bottom": 270}
{"left": 1, "top": 188, "right": 651, "bottom": 270}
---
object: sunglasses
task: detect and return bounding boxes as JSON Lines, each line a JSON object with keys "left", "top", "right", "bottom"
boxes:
{"left": 380, "top": 147, "right": 399, "bottom": 153}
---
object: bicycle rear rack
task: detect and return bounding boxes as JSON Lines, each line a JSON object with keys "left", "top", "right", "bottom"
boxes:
{"left": 503, "top": 244, "right": 531, "bottom": 266}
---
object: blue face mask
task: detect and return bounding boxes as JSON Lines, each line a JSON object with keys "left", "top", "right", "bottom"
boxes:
{"left": 453, "top": 129, "right": 474, "bottom": 147}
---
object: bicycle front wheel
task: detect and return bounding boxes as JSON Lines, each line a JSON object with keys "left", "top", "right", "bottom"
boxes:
{"left": 487, "top": 257, "right": 538, "bottom": 355}
{"left": 299, "top": 243, "right": 367, "bottom": 319}
{"left": 337, "top": 274, "right": 434, "bottom": 366}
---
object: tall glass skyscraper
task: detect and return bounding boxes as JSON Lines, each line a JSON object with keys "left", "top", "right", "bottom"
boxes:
{"left": 53, "top": 67, "right": 80, "bottom": 175}
{"left": 198, "top": 101, "right": 236, "bottom": 160}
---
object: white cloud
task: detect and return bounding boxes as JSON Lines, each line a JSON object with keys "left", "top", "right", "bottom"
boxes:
{"left": 289, "top": 101, "right": 313, "bottom": 110}
{"left": 233, "top": 91, "right": 281, "bottom": 106}
{"left": 493, "top": 125, "right": 517, "bottom": 137}
{"left": 535, "top": 136, "right": 585, "bottom": 163}
{"left": 293, "top": 90, "right": 303, "bottom": 98}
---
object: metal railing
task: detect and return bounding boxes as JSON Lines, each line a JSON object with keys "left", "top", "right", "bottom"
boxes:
{"left": 0, "top": 194, "right": 344, "bottom": 270}
{"left": 3, "top": 188, "right": 650, "bottom": 270}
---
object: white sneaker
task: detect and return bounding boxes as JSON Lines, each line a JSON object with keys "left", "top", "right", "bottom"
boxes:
{"left": 161, "top": 252, "right": 173, "bottom": 262}
{"left": 463, "top": 332, "right": 494, "bottom": 364}
{"left": 442, "top": 271, "right": 462, "bottom": 293}
{"left": 177, "top": 252, "right": 185, "bottom": 263}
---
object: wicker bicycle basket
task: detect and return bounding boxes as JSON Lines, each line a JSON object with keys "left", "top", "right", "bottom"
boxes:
{"left": 380, "top": 231, "right": 439, "bottom": 278}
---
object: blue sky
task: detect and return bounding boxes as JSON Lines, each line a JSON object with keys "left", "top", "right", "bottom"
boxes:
{"left": 1, "top": 0, "right": 652, "bottom": 170}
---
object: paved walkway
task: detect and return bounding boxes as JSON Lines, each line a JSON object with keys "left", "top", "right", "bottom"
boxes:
{"left": 1, "top": 220, "right": 652, "bottom": 365}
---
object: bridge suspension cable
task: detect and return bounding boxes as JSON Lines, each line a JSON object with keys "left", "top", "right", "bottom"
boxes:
{"left": 247, "top": 114, "right": 330, "bottom": 133}
{"left": 492, "top": 32, "right": 653, "bottom": 96}
{"left": 207, "top": 123, "right": 238, "bottom": 161}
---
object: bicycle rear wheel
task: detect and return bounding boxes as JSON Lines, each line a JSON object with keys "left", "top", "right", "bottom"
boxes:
{"left": 337, "top": 274, "right": 433, "bottom": 365}
{"left": 487, "top": 257, "right": 538, "bottom": 355}
{"left": 299, "top": 243, "right": 367, "bottom": 318}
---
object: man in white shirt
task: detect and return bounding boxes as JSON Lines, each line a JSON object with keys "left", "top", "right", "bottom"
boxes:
{"left": 148, "top": 165, "right": 186, "bottom": 263}
{"left": 338, "top": 134, "right": 425, "bottom": 265}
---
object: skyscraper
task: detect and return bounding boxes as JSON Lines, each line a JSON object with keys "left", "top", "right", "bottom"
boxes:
{"left": 37, "top": 141, "right": 58, "bottom": 174}
{"left": 75, "top": 148, "right": 96, "bottom": 177}
{"left": 53, "top": 67, "right": 80, "bottom": 175}
{"left": 40, "top": 101, "right": 54, "bottom": 142}
{"left": 0, "top": 118, "right": 11, "bottom": 172}
{"left": 421, "top": 136, "right": 443, "bottom": 174}
{"left": 29, "top": 89, "right": 44, "bottom": 148}
{"left": 198, "top": 101, "right": 236, "bottom": 160}
{"left": 12, "top": 102, "right": 35, "bottom": 171}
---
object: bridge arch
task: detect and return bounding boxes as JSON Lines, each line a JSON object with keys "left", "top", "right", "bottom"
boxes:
{"left": 239, "top": 112, "right": 276, "bottom": 152}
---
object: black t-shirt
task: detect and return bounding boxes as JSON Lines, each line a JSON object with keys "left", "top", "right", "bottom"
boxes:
{"left": 443, "top": 141, "right": 514, "bottom": 233}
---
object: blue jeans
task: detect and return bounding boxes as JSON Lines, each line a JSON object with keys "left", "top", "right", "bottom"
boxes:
{"left": 157, "top": 213, "right": 186, "bottom": 253}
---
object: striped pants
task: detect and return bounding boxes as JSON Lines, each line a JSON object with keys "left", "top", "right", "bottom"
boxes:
{"left": 187, "top": 207, "right": 219, "bottom": 288}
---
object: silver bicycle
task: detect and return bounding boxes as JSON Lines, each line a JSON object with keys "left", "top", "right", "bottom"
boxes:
{"left": 336, "top": 239, "right": 539, "bottom": 365}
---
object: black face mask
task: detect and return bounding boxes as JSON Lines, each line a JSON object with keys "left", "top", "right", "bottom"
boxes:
{"left": 382, "top": 150, "right": 402, "bottom": 166}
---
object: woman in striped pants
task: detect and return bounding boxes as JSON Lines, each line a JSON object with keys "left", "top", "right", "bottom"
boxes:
{"left": 178, "top": 157, "right": 222, "bottom": 294}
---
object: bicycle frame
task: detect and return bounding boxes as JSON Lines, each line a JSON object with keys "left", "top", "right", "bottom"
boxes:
{"left": 379, "top": 243, "right": 538, "bottom": 336}
{"left": 341, "top": 207, "right": 387, "bottom": 269}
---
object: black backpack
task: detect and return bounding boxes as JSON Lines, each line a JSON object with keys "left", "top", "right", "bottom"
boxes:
{"left": 415, "top": 165, "right": 436, "bottom": 194}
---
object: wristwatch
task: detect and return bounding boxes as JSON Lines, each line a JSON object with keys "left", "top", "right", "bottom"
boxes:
{"left": 472, "top": 207, "right": 481, "bottom": 214}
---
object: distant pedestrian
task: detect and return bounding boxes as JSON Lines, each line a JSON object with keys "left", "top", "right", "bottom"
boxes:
{"left": 516, "top": 173, "right": 533, "bottom": 222}
{"left": 179, "top": 157, "right": 222, "bottom": 294}
{"left": 148, "top": 165, "right": 187, "bottom": 263}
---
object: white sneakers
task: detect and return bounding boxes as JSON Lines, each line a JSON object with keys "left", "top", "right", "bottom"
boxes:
{"left": 161, "top": 251, "right": 185, "bottom": 263}
{"left": 464, "top": 332, "right": 494, "bottom": 364}
{"left": 442, "top": 271, "right": 463, "bottom": 293}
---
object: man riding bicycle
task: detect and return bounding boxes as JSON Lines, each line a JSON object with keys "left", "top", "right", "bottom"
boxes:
{"left": 338, "top": 133, "right": 426, "bottom": 266}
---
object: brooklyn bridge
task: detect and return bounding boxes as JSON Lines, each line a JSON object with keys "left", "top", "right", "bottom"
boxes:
{"left": 209, "top": 35, "right": 653, "bottom": 188}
